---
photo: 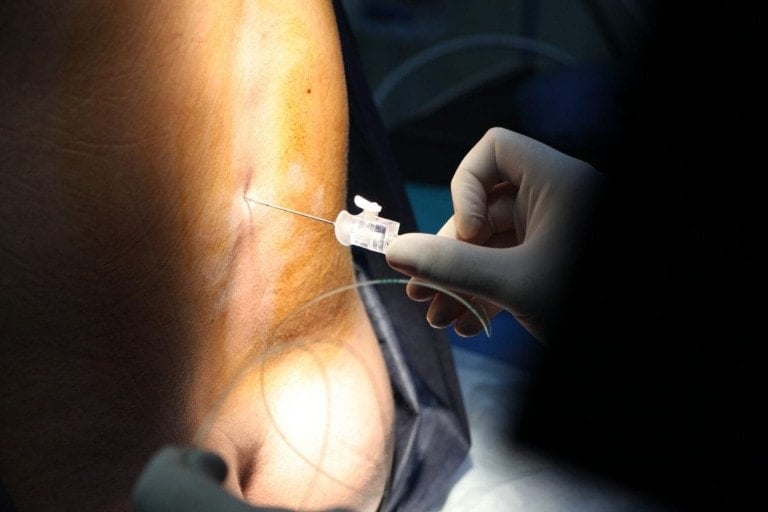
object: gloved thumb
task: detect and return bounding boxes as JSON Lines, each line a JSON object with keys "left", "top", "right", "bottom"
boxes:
{"left": 386, "top": 233, "right": 519, "bottom": 308}
{"left": 133, "top": 446, "right": 251, "bottom": 512}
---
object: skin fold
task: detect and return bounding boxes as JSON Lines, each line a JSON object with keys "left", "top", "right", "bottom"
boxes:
{"left": 0, "top": 1, "right": 393, "bottom": 511}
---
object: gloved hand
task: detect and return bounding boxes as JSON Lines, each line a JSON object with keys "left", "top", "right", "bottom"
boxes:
{"left": 132, "top": 446, "right": 261, "bottom": 512}
{"left": 385, "top": 128, "right": 603, "bottom": 341}
{"left": 132, "top": 446, "right": 352, "bottom": 512}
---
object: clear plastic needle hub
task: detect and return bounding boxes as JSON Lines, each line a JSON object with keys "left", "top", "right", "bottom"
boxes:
{"left": 334, "top": 195, "right": 399, "bottom": 253}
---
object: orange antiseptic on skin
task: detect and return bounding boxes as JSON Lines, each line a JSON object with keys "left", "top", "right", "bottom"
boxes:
{"left": 187, "top": 2, "right": 391, "bottom": 510}
{"left": 1, "top": 2, "right": 392, "bottom": 511}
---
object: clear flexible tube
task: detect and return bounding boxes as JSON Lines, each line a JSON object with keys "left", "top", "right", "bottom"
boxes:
{"left": 191, "top": 278, "right": 489, "bottom": 508}
{"left": 193, "top": 278, "right": 490, "bottom": 449}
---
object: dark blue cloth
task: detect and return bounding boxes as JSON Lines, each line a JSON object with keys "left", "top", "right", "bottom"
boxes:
{"left": 334, "top": 2, "right": 470, "bottom": 510}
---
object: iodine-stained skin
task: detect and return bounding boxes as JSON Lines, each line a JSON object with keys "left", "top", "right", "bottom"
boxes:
{"left": 0, "top": 2, "right": 394, "bottom": 511}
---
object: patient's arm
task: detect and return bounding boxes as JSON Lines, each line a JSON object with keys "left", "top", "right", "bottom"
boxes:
{"left": 0, "top": 1, "right": 392, "bottom": 511}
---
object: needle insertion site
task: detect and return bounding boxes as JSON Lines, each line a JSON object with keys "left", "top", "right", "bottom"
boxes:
{"left": 244, "top": 195, "right": 400, "bottom": 254}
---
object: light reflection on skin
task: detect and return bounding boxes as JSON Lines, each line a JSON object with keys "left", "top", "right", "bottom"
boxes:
{"left": 0, "top": 1, "right": 394, "bottom": 511}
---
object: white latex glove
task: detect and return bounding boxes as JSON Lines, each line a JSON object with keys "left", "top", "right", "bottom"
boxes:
{"left": 386, "top": 128, "right": 603, "bottom": 341}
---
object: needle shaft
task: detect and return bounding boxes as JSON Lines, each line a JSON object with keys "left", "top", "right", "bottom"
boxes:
{"left": 244, "top": 196, "right": 335, "bottom": 225}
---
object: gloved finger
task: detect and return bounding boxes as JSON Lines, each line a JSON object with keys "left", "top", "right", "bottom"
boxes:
{"left": 132, "top": 446, "right": 289, "bottom": 512}
{"left": 426, "top": 292, "right": 469, "bottom": 328}
{"left": 133, "top": 446, "right": 247, "bottom": 512}
{"left": 403, "top": 190, "right": 519, "bottom": 301}
{"left": 485, "top": 183, "right": 519, "bottom": 239}
{"left": 435, "top": 215, "right": 458, "bottom": 238}
{"left": 425, "top": 290, "right": 499, "bottom": 334}
{"left": 386, "top": 233, "right": 525, "bottom": 309}
{"left": 406, "top": 278, "right": 438, "bottom": 302}
{"left": 405, "top": 217, "right": 458, "bottom": 301}
{"left": 183, "top": 447, "right": 228, "bottom": 483}
{"left": 445, "top": 187, "right": 520, "bottom": 244}
{"left": 451, "top": 128, "right": 566, "bottom": 241}
{"left": 454, "top": 300, "right": 501, "bottom": 337}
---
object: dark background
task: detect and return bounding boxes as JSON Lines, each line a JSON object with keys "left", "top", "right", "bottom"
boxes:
{"left": 516, "top": 5, "right": 764, "bottom": 509}
{"left": 344, "top": 1, "right": 764, "bottom": 509}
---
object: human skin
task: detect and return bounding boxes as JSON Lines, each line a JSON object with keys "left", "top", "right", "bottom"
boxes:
{"left": 0, "top": 1, "right": 393, "bottom": 511}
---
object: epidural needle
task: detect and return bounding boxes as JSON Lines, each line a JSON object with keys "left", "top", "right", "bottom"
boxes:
{"left": 244, "top": 195, "right": 400, "bottom": 254}
{"left": 244, "top": 196, "right": 335, "bottom": 225}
